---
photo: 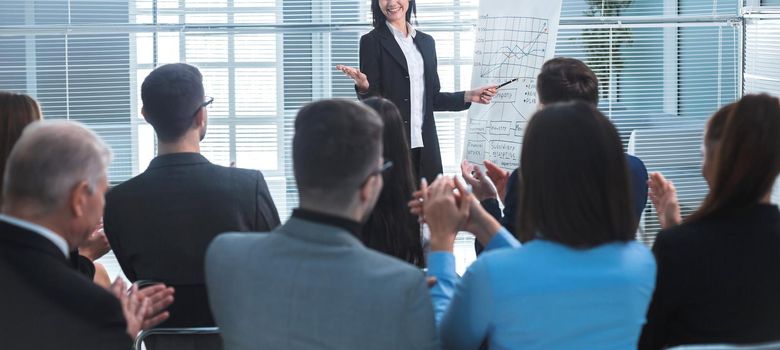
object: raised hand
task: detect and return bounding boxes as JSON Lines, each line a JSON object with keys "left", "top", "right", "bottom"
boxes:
{"left": 465, "top": 85, "right": 497, "bottom": 104}
{"left": 335, "top": 65, "right": 369, "bottom": 93}
{"left": 648, "top": 172, "right": 682, "bottom": 229}
{"left": 460, "top": 160, "right": 498, "bottom": 202}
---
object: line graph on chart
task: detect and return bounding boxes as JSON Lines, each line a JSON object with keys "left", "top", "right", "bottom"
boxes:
{"left": 477, "top": 16, "right": 550, "bottom": 81}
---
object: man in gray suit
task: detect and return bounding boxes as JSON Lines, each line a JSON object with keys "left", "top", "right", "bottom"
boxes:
{"left": 205, "top": 99, "right": 438, "bottom": 350}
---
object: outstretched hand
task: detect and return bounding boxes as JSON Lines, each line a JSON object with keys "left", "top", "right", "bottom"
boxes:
{"left": 335, "top": 65, "right": 369, "bottom": 93}
{"left": 648, "top": 172, "right": 682, "bottom": 229}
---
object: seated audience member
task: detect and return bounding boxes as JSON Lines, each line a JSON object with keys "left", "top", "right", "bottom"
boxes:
{"left": 361, "top": 97, "right": 425, "bottom": 267}
{"left": 471, "top": 58, "right": 648, "bottom": 254}
{"left": 104, "top": 63, "right": 280, "bottom": 343}
{"left": 640, "top": 94, "right": 780, "bottom": 349}
{"left": 0, "top": 120, "right": 173, "bottom": 349}
{"left": 0, "top": 91, "right": 111, "bottom": 286}
{"left": 421, "top": 101, "right": 656, "bottom": 350}
{"left": 206, "top": 99, "right": 438, "bottom": 350}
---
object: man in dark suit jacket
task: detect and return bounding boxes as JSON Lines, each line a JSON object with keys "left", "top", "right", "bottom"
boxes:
{"left": 104, "top": 64, "right": 280, "bottom": 337}
{"left": 471, "top": 58, "right": 650, "bottom": 254}
{"left": 0, "top": 121, "right": 172, "bottom": 349}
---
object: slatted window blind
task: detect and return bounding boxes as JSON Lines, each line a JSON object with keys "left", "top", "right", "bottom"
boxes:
{"left": 743, "top": 1, "right": 780, "bottom": 204}
{"left": 0, "top": 0, "right": 746, "bottom": 248}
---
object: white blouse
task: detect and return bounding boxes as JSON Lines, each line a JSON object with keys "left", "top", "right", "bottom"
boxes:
{"left": 387, "top": 21, "right": 426, "bottom": 149}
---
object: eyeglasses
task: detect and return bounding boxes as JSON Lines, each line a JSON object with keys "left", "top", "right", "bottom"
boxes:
{"left": 191, "top": 96, "right": 214, "bottom": 118}
{"left": 359, "top": 160, "right": 393, "bottom": 188}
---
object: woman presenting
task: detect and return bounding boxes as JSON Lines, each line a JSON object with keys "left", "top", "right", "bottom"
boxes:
{"left": 337, "top": 0, "right": 496, "bottom": 182}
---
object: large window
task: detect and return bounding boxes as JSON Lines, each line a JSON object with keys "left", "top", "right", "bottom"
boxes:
{"left": 0, "top": 0, "right": 753, "bottom": 254}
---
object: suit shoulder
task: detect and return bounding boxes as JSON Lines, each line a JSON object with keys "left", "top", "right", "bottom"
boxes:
{"left": 212, "top": 164, "right": 266, "bottom": 185}
{"left": 361, "top": 28, "right": 380, "bottom": 40}
{"left": 106, "top": 173, "right": 144, "bottom": 199}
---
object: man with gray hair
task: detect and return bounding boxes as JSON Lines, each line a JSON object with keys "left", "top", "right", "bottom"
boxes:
{"left": 0, "top": 120, "right": 174, "bottom": 349}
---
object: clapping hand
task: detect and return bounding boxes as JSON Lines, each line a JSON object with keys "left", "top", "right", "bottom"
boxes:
{"left": 483, "top": 160, "right": 510, "bottom": 203}
{"left": 460, "top": 160, "right": 498, "bottom": 202}
{"left": 423, "top": 176, "right": 471, "bottom": 252}
{"left": 648, "top": 172, "right": 682, "bottom": 229}
{"left": 410, "top": 175, "right": 502, "bottom": 247}
{"left": 109, "top": 279, "right": 175, "bottom": 338}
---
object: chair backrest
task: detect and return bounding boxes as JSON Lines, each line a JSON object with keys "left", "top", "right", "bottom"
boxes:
{"left": 133, "top": 327, "right": 220, "bottom": 350}
{"left": 667, "top": 341, "right": 780, "bottom": 350}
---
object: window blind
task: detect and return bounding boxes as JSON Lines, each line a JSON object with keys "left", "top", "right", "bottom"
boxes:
{"left": 743, "top": 3, "right": 780, "bottom": 204}
{"left": 0, "top": 0, "right": 743, "bottom": 250}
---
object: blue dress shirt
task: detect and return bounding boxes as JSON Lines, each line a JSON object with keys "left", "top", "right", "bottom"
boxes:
{"left": 428, "top": 228, "right": 656, "bottom": 350}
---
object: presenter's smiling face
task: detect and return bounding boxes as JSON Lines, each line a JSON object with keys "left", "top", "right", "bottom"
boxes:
{"left": 380, "top": 0, "right": 408, "bottom": 23}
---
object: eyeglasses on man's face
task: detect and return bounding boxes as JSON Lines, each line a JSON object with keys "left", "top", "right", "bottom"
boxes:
{"left": 359, "top": 160, "right": 393, "bottom": 188}
{"left": 191, "top": 96, "right": 214, "bottom": 118}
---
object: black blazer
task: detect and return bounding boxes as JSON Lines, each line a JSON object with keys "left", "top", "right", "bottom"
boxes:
{"left": 0, "top": 220, "right": 130, "bottom": 349}
{"left": 639, "top": 204, "right": 780, "bottom": 349}
{"left": 358, "top": 24, "right": 471, "bottom": 181}
{"left": 104, "top": 152, "right": 281, "bottom": 327}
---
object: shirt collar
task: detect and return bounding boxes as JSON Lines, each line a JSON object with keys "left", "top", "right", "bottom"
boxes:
{"left": 291, "top": 209, "right": 363, "bottom": 236}
{"left": 386, "top": 21, "right": 416, "bottom": 39}
{"left": 0, "top": 214, "right": 70, "bottom": 258}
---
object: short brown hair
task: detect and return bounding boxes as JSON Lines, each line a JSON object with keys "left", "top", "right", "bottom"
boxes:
{"left": 536, "top": 57, "right": 599, "bottom": 105}
{"left": 0, "top": 91, "right": 42, "bottom": 199}
{"left": 293, "top": 99, "right": 383, "bottom": 205}
{"left": 517, "top": 101, "right": 635, "bottom": 247}
{"left": 689, "top": 94, "right": 780, "bottom": 222}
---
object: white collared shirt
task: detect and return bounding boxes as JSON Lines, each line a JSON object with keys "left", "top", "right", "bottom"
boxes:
{"left": 387, "top": 21, "right": 426, "bottom": 148}
{"left": 0, "top": 214, "right": 70, "bottom": 258}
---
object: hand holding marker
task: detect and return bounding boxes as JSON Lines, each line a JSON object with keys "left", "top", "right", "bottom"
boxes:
{"left": 481, "top": 78, "right": 518, "bottom": 99}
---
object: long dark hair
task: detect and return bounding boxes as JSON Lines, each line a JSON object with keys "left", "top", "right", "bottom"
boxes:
{"left": 516, "top": 101, "right": 636, "bottom": 248}
{"left": 688, "top": 94, "right": 780, "bottom": 222}
{"left": 371, "top": 0, "right": 417, "bottom": 29}
{"left": 361, "top": 97, "right": 424, "bottom": 267}
{"left": 0, "top": 91, "right": 42, "bottom": 203}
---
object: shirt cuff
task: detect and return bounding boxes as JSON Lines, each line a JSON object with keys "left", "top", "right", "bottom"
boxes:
{"left": 427, "top": 251, "right": 458, "bottom": 280}
{"left": 484, "top": 227, "right": 521, "bottom": 251}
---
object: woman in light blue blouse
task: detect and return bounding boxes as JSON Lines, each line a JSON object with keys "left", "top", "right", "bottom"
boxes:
{"left": 417, "top": 101, "right": 657, "bottom": 350}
